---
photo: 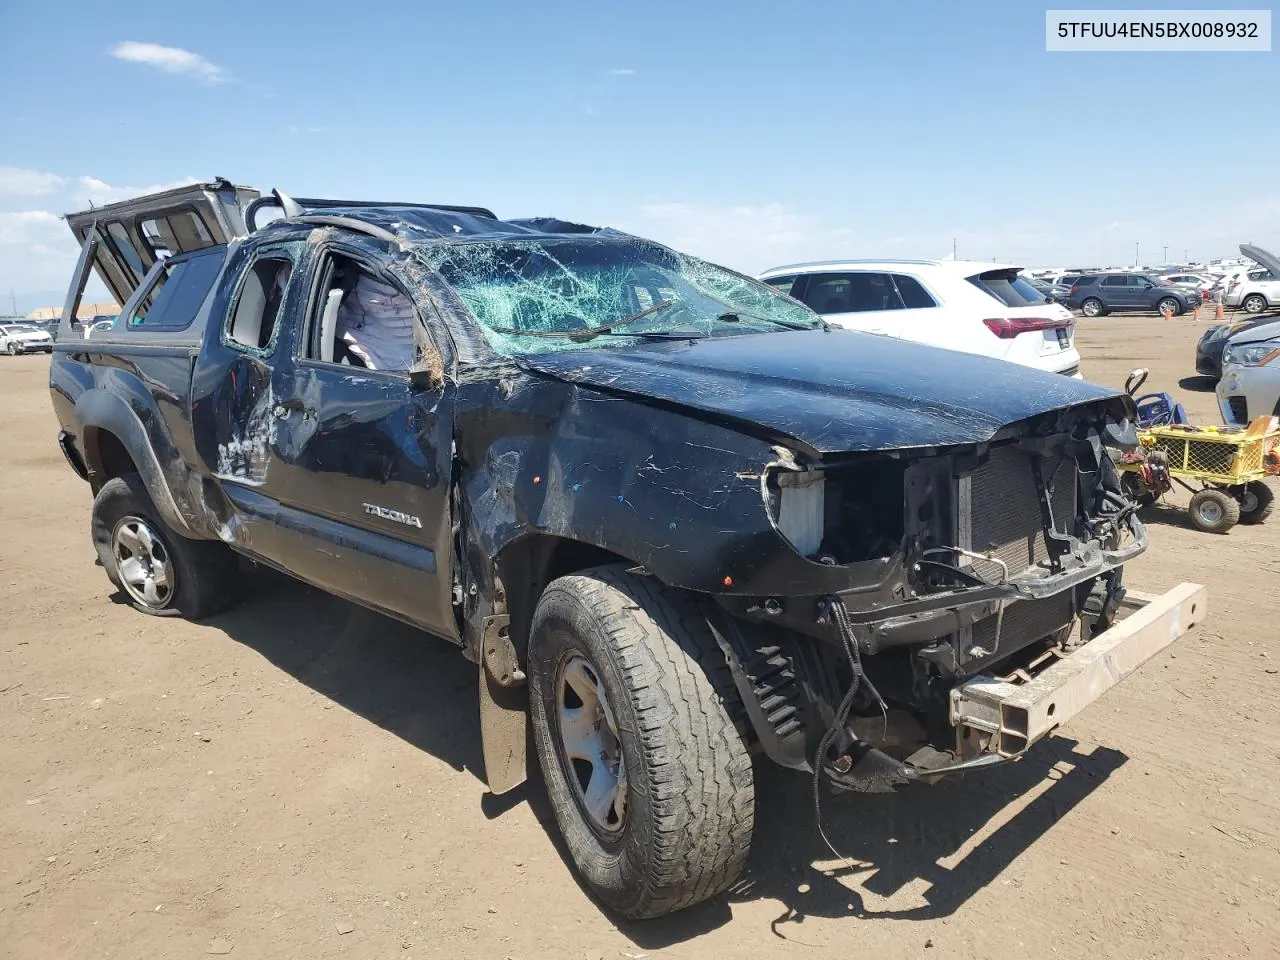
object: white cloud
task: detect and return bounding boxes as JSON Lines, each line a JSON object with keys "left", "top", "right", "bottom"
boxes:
{"left": 0, "top": 210, "right": 61, "bottom": 245}
{"left": 0, "top": 211, "right": 96, "bottom": 306}
{"left": 0, "top": 167, "right": 66, "bottom": 197}
{"left": 0, "top": 174, "right": 197, "bottom": 304}
{"left": 607, "top": 68, "right": 635, "bottom": 76}
{"left": 622, "top": 202, "right": 863, "bottom": 273}
{"left": 620, "top": 198, "right": 1280, "bottom": 274}
{"left": 110, "top": 41, "right": 225, "bottom": 83}
{"left": 73, "top": 175, "right": 200, "bottom": 207}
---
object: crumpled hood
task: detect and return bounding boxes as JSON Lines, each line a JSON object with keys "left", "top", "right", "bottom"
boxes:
{"left": 518, "top": 330, "right": 1122, "bottom": 454}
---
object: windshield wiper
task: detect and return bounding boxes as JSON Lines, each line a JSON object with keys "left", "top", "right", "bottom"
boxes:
{"left": 716, "top": 311, "right": 828, "bottom": 332}
{"left": 487, "top": 299, "right": 678, "bottom": 342}
{"left": 594, "top": 329, "right": 708, "bottom": 340}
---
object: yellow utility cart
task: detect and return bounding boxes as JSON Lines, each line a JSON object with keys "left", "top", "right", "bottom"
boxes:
{"left": 1119, "top": 417, "right": 1280, "bottom": 533}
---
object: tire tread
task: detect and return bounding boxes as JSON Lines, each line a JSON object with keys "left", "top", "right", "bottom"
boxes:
{"left": 532, "top": 565, "right": 754, "bottom": 918}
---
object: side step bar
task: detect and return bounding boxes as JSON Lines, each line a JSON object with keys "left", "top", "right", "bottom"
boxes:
{"left": 950, "top": 582, "right": 1207, "bottom": 757}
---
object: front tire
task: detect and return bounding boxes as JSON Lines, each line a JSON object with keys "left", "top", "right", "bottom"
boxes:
{"left": 1157, "top": 297, "right": 1181, "bottom": 317}
{"left": 1243, "top": 294, "right": 1267, "bottom": 314}
{"left": 90, "top": 474, "right": 238, "bottom": 618}
{"left": 6, "top": 342, "right": 17, "bottom": 355}
{"left": 1187, "top": 488, "right": 1240, "bottom": 534}
{"left": 528, "top": 565, "right": 754, "bottom": 919}
{"left": 1239, "top": 481, "right": 1274, "bottom": 524}
{"left": 1081, "top": 298, "right": 1104, "bottom": 318}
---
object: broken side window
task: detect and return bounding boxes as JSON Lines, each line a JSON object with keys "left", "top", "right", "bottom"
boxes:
{"left": 227, "top": 256, "right": 293, "bottom": 352}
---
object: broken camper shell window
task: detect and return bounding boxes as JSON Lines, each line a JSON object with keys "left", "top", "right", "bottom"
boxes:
{"left": 420, "top": 238, "right": 822, "bottom": 356}
{"left": 140, "top": 209, "right": 215, "bottom": 260}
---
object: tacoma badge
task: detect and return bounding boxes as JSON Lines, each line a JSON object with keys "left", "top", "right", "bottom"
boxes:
{"left": 362, "top": 503, "right": 423, "bottom": 528}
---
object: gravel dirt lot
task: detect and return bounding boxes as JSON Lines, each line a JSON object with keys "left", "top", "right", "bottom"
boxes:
{"left": 2, "top": 314, "right": 1278, "bottom": 960}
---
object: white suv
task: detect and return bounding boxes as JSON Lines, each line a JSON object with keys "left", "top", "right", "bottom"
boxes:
{"left": 758, "top": 259, "right": 1081, "bottom": 377}
{"left": 1224, "top": 268, "right": 1279, "bottom": 314}
{"left": 1223, "top": 243, "right": 1280, "bottom": 314}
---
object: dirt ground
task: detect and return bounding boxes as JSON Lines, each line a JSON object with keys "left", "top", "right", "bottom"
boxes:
{"left": 2, "top": 314, "right": 1278, "bottom": 960}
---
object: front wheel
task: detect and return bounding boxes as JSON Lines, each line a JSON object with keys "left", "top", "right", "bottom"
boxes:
{"left": 91, "top": 474, "right": 238, "bottom": 618}
{"left": 1081, "top": 298, "right": 1104, "bottom": 318}
{"left": 1187, "top": 488, "right": 1240, "bottom": 534}
{"left": 528, "top": 566, "right": 754, "bottom": 919}
{"left": 1239, "top": 481, "right": 1275, "bottom": 524}
{"left": 1157, "top": 297, "right": 1181, "bottom": 317}
{"left": 1243, "top": 294, "right": 1267, "bottom": 314}
{"left": 6, "top": 342, "right": 17, "bottom": 355}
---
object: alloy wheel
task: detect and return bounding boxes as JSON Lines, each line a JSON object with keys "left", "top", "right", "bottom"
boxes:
{"left": 112, "top": 515, "right": 175, "bottom": 609}
{"left": 555, "top": 653, "right": 628, "bottom": 834}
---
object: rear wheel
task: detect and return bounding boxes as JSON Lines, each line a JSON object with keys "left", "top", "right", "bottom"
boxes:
{"left": 1239, "top": 481, "right": 1275, "bottom": 524}
{"left": 527, "top": 565, "right": 753, "bottom": 919}
{"left": 1157, "top": 297, "right": 1181, "bottom": 317}
{"left": 91, "top": 474, "right": 238, "bottom": 618}
{"left": 1081, "top": 298, "right": 1104, "bottom": 318}
{"left": 1187, "top": 488, "right": 1240, "bottom": 534}
{"left": 1243, "top": 294, "right": 1267, "bottom": 314}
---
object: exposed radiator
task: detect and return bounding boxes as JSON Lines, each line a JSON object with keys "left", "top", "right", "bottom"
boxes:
{"left": 966, "top": 446, "right": 1076, "bottom": 577}
{"left": 972, "top": 590, "right": 1075, "bottom": 657}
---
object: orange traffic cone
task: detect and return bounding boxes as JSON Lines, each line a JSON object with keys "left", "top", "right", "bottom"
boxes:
{"left": 1215, "top": 301, "right": 1225, "bottom": 320}
{"left": 1191, "top": 304, "right": 1199, "bottom": 321}
{"left": 1161, "top": 303, "right": 1173, "bottom": 320}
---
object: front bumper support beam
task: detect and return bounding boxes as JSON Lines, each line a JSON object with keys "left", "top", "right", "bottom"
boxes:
{"left": 950, "top": 581, "right": 1206, "bottom": 756}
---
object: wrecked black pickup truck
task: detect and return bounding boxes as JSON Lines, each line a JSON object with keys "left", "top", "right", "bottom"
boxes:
{"left": 50, "top": 179, "right": 1205, "bottom": 918}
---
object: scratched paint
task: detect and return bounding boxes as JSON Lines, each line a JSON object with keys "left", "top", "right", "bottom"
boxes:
{"left": 214, "top": 386, "right": 276, "bottom": 484}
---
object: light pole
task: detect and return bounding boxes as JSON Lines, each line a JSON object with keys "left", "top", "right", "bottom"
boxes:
{"left": 1163, "top": 245, "right": 1168, "bottom": 263}
{"left": 1135, "top": 241, "right": 1140, "bottom": 266}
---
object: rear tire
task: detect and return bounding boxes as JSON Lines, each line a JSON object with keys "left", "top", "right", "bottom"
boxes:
{"left": 1239, "top": 481, "right": 1275, "bottom": 524}
{"left": 1187, "top": 488, "right": 1240, "bottom": 534}
{"left": 1243, "top": 294, "right": 1267, "bottom": 314}
{"left": 91, "top": 474, "right": 238, "bottom": 619}
{"left": 1081, "top": 298, "right": 1104, "bottom": 318}
{"left": 527, "top": 565, "right": 754, "bottom": 919}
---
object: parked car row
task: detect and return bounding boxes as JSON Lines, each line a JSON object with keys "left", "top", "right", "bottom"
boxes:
{"left": 0, "top": 315, "right": 119, "bottom": 355}
{"left": 0, "top": 322, "right": 54, "bottom": 355}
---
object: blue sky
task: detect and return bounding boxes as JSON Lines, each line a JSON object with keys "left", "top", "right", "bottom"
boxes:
{"left": 1, "top": 0, "right": 1276, "bottom": 310}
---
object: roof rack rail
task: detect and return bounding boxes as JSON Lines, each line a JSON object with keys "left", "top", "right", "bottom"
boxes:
{"left": 244, "top": 191, "right": 496, "bottom": 232}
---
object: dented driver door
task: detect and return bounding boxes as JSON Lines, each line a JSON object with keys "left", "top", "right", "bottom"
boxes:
{"left": 264, "top": 240, "right": 458, "bottom": 640}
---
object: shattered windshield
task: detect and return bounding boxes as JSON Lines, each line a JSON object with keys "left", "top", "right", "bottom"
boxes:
{"left": 421, "top": 238, "right": 823, "bottom": 355}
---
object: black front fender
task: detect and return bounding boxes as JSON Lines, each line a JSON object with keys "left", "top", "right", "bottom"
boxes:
{"left": 74, "top": 386, "right": 214, "bottom": 539}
